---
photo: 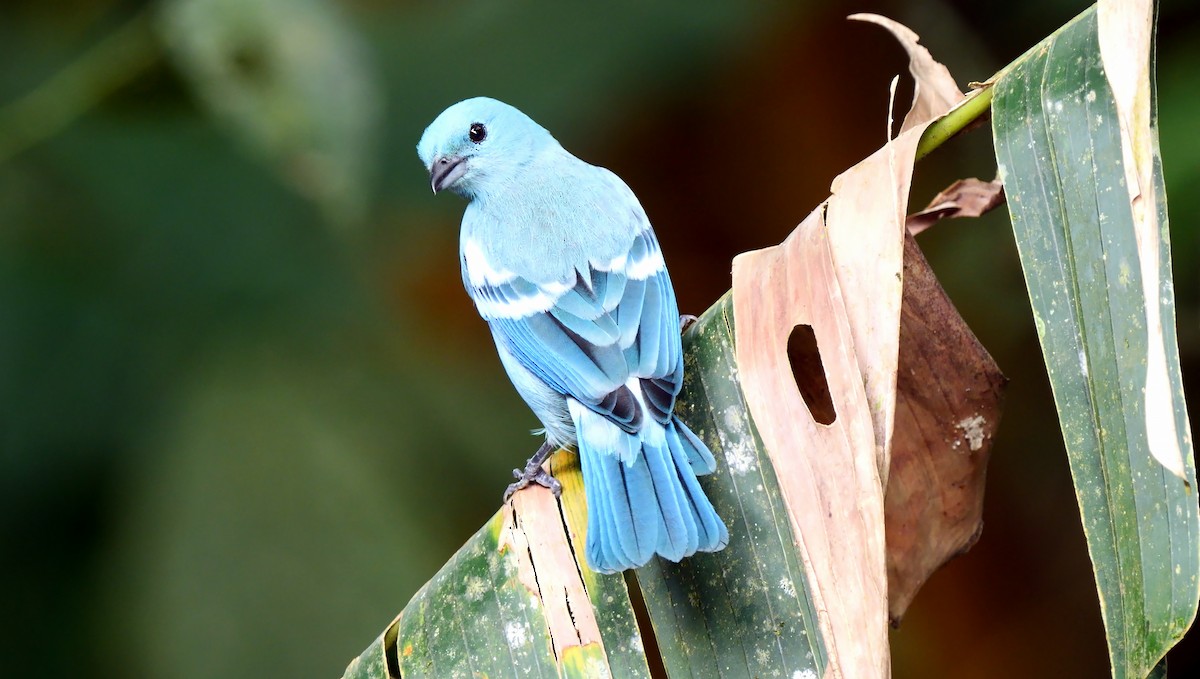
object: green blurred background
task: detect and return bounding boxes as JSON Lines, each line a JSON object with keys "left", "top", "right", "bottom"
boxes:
{"left": 1, "top": 1, "right": 1196, "bottom": 677}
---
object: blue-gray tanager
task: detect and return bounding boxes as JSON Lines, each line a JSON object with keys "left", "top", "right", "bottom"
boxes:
{"left": 417, "top": 97, "right": 728, "bottom": 573}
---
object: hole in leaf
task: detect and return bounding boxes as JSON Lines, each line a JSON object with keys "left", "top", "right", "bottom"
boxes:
{"left": 787, "top": 324, "right": 837, "bottom": 425}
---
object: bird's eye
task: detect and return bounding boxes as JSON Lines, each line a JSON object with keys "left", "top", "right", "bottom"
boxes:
{"left": 468, "top": 122, "right": 487, "bottom": 143}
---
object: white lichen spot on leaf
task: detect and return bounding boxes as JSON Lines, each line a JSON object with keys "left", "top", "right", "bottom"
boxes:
{"left": 504, "top": 621, "right": 528, "bottom": 649}
{"left": 755, "top": 647, "right": 772, "bottom": 665}
{"left": 585, "top": 657, "right": 612, "bottom": 678}
{"left": 722, "top": 406, "right": 744, "bottom": 433}
{"left": 956, "top": 415, "right": 988, "bottom": 451}
{"left": 724, "top": 442, "right": 756, "bottom": 475}
{"left": 464, "top": 576, "right": 487, "bottom": 602}
{"left": 779, "top": 577, "right": 798, "bottom": 599}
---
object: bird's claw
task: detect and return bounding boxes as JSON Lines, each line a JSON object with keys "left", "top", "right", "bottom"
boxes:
{"left": 502, "top": 440, "right": 562, "bottom": 502}
{"left": 679, "top": 314, "right": 698, "bottom": 334}
{"left": 503, "top": 466, "right": 561, "bottom": 501}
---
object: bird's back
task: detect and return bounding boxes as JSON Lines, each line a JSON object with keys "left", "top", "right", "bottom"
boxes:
{"left": 461, "top": 150, "right": 643, "bottom": 287}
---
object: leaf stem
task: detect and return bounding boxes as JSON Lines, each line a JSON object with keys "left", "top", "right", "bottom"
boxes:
{"left": 914, "top": 85, "right": 995, "bottom": 162}
{"left": 0, "top": 7, "right": 161, "bottom": 164}
{"left": 914, "top": 4, "right": 1101, "bottom": 163}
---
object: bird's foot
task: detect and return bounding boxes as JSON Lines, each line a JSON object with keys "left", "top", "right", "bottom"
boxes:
{"left": 679, "top": 314, "right": 698, "bottom": 334}
{"left": 502, "top": 441, "right": 561, "bottom": 501}
{"left": 503, "top": 467, "right": 561, "bottom": 501}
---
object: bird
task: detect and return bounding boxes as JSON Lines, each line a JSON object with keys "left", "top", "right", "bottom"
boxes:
{"left": 417, "top": 97, "right": 728, "bottom": 574}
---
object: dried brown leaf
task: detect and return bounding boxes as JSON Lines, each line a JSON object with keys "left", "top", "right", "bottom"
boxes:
{"left": 731, "top": 14, "right": 1003, "bottom": 673}
{"left": 824, "top": 125, "right": 923, "bottom": 481}
{"left": 905, "top": 178, "right": 1005, "bottom": 235}
{"left": 886, "top": 232, "right": 1006, "bottom": 622}
{"left": 733, "top": 208, "right": 889, "bottom": 679}
{"left": 850, "top": 13, "right": 965, "bottom": 132}
{"left": 503, "top": 487, "right": 609, "bottom": 664}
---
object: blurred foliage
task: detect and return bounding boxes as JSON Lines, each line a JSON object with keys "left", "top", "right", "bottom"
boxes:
{"left": 160, "top": 0, "right": 380, "bottom": 226}
{"left": 0, "top": 1, "right": 1196, "bottom": 678}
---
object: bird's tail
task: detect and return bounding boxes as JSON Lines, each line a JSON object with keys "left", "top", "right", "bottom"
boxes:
{"left": 569, "top": 400, "right": 729, "bottom": 574}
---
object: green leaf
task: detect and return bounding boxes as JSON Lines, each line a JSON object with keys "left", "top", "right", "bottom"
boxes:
{"left": 992, "top": 6, "right": 1199, "bottom": 678}
{"left": 388, "top": 510, "right": 561, "bottom": 678}
{"left": 635, "top": 294, "right": 827, "bottom": 677}
{"left": 342, "top": 458, "right": 654, "bottom": 678}
{"left": 338, "top": 294, "right": 830, "bottom": 679}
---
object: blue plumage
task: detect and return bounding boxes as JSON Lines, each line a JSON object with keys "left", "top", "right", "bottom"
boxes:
{"left": 418, "top": 97, "right": 728, "bottom": 573}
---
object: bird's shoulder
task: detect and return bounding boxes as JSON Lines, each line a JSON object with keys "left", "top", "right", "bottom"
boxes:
{"left": 461, "top": 158, "right": 651, "bottom": 288}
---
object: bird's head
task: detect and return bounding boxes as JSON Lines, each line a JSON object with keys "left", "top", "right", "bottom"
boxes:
{"left": 417, "top": 97, "right": 554, "bottom": 198}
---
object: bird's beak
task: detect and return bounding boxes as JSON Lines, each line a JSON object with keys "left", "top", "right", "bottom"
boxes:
{"left": 429, "top": 154, "right": 467, "bottom": 194}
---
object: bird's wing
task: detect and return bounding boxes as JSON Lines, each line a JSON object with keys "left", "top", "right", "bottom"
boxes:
{"left": 463, "top": 227, "right": 684, "bottom": 432}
